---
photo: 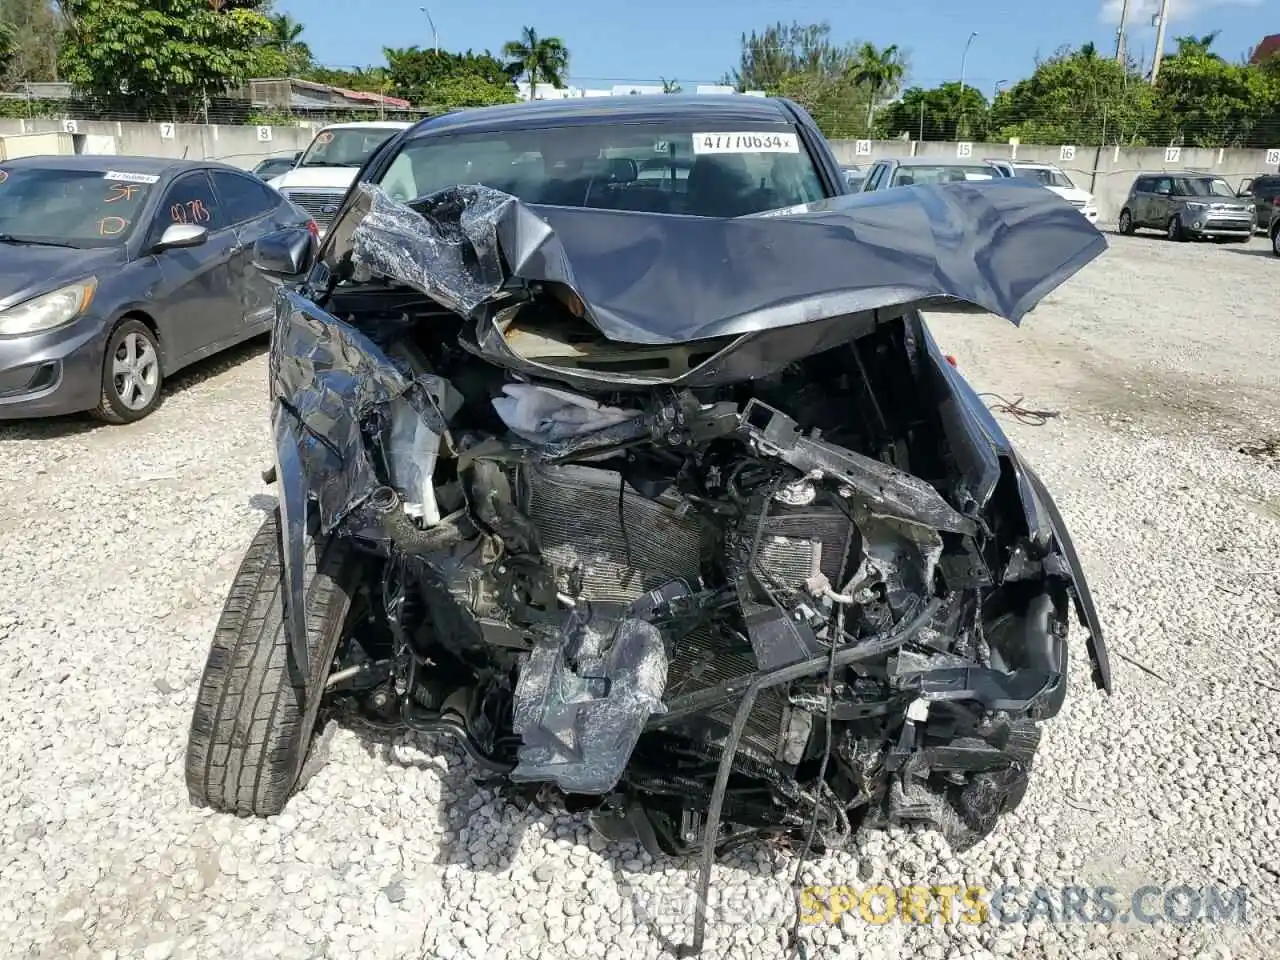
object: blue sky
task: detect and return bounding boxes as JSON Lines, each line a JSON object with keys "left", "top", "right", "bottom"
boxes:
{"left": 278, "top": 0, "right": 1275, "bottom": 95}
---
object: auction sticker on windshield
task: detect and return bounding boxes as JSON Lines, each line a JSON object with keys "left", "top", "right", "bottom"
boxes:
{"left": 104, "top": 170, "right": 160, "bottom": 184}
{"left": 692, "top": 132, "right": 800, "bottom": 154}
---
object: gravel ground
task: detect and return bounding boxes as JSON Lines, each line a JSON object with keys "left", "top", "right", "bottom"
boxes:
{"left": 2, "top": 229, "right": 1279, "bottom": 960}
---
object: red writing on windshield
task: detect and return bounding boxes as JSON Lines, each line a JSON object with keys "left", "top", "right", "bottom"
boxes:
{"left": 170, "top": 199, "right": 212, "bottom": 224}
{"left": 105, "top": 183, "right": 142, "bottom": 203}
{"left": 97, "top": 216, "right": 129, "bottom": 236}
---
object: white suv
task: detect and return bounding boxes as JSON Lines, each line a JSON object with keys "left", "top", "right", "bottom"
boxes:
{"left": 268, "top": 121, "right": 413, "bottom": 236}
{"left": 987, "top": 160, "right": 1099, "bottom": 223}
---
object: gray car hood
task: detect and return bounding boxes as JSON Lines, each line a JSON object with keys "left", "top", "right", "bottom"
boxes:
{"left": 0, "top": 243, "right": 125, "bottom": 309}
{"left": 330, "top": 177, "right": 1108, "bottom": 345}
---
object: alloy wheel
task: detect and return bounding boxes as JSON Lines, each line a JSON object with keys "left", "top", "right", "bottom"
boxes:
{"left": 111, "top": 332, "right": 160, "bottom": 411}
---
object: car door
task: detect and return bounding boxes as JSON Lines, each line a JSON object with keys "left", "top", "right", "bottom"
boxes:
{"left": 1252, "top": 176, "right": 1280, "bottom": 226}
{"left": 1147, "top": 176, "right": 1173, "bottom": 226}
{"left": 210, "top": 169, "right": 301, "bottom": 334}
{"left": 1128, "top": 177, "right": 1150, "bottom": 225}
{"left": 146, "top": 171, "right": 241, "bottom": 368}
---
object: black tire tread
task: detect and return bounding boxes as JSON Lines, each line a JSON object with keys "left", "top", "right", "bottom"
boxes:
{"left": 185, "top": 510, "right": 354, "bottom": 817}
{"left": 92, "top": 318, "right": 162, "bottom": 425}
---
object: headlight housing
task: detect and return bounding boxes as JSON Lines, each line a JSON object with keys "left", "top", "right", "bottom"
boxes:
{"left": 1184, "top": 201, "right": 1210, "bottom": 211}
{"left": 0, "top": 279, "right": 97, "bottom": 337}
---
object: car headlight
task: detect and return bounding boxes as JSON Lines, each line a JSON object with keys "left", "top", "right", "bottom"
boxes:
{"left": 0, "top": 278, "right": 97, "bottom": 337}
{"left": 1184, "top": 201, "right": 1209, "bottom": 211}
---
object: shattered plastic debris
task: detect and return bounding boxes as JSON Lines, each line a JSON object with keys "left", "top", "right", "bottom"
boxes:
{"left": 491, "top": 383, "right": 643, "bottom": 444}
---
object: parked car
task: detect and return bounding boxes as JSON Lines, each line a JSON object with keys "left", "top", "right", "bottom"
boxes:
{"left": 840, "top": 164, "right": 866, "bottom": 190}
{"left": 986, "top": 159, "right": 1099, "bottom": 223}
{"left": 251, "top": 152, "right": 302, "bottom": 181}
{"left": 1234, "top": 173, "right": 1280, "bottom": 232}
{"left": 266, "top": 121, "right": 412, "bottom": 237}
{"left": 185, "top": 95, "right": 1111, "bottom": 952}
{"left": 1266, "top": 201, "right": 1280, "bottom": 257}
{"left": 0, "top": 155, "right": 315, "bottom": 423}
{"left": 1117, "top": 172, "right": 1255, "bottom": 241}
{"left": 859, "top": 156, "right": 1001, "bottom": 191}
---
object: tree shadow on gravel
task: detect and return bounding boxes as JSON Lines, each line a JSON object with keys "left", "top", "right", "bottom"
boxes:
{"left": 0, "top": 335, "right": 268, "bottom": 443}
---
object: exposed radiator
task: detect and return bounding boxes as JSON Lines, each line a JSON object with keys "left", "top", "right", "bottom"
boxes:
{"left": 727, "top": 507, "right": 857, "bottom": 591}
{"left": 522, "top": 464, "right": 710, "bottom": 603}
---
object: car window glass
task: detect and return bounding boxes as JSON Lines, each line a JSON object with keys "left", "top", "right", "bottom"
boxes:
{"left": 1152, "top": 177, "right": 1172, "bottom": 194}
{"left": 211, "top": 170, "right": 277, "bottom": 225}
{"left": 153, "top": 172, "right": 224, "bottom": 240}
{"left": 891, "top": 164, "right": 995, "bottom": 186}
{"left": 374, "top": 121, "right": 827, "bottom": 216}
{"left": 0, "top": 166, "right": 157, "bottom": 247}
{"left": 864, "top": 164, "right": 885, "bottom": 191}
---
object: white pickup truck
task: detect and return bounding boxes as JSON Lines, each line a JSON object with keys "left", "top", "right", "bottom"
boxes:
{"left": 986, "top": 159, "right": 1099, "bottom": 224}
{"left": 268, "top": 120, "right": 413, "bottom": 236}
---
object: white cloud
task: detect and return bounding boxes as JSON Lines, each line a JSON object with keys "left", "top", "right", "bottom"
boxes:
{"left": 1099, "top": 0, "right": 1262, "bottom": 26}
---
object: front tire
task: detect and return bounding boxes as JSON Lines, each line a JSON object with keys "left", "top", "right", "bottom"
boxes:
{"left": 94, "top": 319, "right": 163, "bottom": 423}
{"left": 1272, "top": 229, "right": 1280, "bottom": 258}
{"left": 1166, "top": 217, "right": 1185, "bottom": 242}
{"left": 186, "top": 510, "right": 357, "bottom": 817}
{"left": 1117, "top": 209, "right": 1134, "bottom": 235}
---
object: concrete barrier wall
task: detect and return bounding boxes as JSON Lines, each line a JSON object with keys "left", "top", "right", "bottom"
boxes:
{"left": 0, "top": 117, "right": 321, "bottom": 170}
{"left": 830, "top": 138, "right": 1280, "bottom": 223}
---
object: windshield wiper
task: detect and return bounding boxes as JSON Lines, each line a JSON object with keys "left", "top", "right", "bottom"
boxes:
{"left": 0, "top": 233, "right": 80, "bottom": 248}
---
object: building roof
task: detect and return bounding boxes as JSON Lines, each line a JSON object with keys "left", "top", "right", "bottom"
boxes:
{"left": 1250, "top": 34, "right": 1280, "bottom": 63}
{"left": 406, "top": 94, "right": 797, "bottom": 138}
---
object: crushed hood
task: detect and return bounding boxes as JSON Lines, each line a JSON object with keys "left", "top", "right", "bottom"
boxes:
{"left": 330, "top": 178, "right": 1109, "bottom": 347}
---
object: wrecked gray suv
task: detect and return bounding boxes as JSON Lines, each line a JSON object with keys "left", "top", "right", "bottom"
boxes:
{"left": 185, "top": 98, "right": 1112, "bottom": 953}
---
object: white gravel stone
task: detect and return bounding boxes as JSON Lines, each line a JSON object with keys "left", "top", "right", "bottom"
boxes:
{"left": 1, "top": 238, "right": 1278, "bottom": 960}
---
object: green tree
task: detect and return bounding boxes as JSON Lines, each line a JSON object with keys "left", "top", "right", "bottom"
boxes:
{"left": 661, "top": 75, "right": 681, "bottom": 94}
{"left": 383, "top": 46, "right": 516, "bottom": 106}
{"left": 267, "top": 12, "right": 312, "bottom": 74}
{"left": 303, "top": 64, "right": 390, "bottom": 93}
{"left": 849, "top": 42, "right": 906, "bottom": 127}
{"left": 881, "top": 83, "right": 989, "bottom": 141}
{"left": 987, "top": 44, "right": 1156, "bottom": 145}
{"left": 725, "top": 21, "right": 873, "bottom": 138}
{"left": 0, "top": 20, "right": 15, "bottom": 77}
{"left": 725, "top": 20, "right": 853, "bottom": 91}
{"left": 1151, "top": 37, "right": 1268, "bottom": 145}
{"left": 58, "top": 0, "right": 274, "bottom": 118}
{"left": 501, "top": 26, "right": 568, "bottom": 96}
{"left": 0, "top": 0, "right": 62, "bottom": 82}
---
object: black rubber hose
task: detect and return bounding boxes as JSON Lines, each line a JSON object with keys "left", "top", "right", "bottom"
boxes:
{"left": 401, "top": 705, "right": 516, "bottom": 773}
{"left": 679, "top": 597, "right": 943, "bottom": 958}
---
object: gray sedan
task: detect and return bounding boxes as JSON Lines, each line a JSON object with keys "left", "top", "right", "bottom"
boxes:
{"left": 0, "top": 155, "right": 314, "bottom": 423}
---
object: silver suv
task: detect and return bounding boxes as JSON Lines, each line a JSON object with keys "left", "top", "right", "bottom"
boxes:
{"left": 1117, "top": 173, "right": 1254, "bottom": 242}
{"left": 860, "top": 157, "right": 1000, "bottom": 191}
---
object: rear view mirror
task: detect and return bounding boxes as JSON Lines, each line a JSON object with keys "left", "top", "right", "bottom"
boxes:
{"left": 253, "top": 227, "right": 316, "bottom": 278}
{"left": 152, "top": 223, "right": 208, "bottom": 252}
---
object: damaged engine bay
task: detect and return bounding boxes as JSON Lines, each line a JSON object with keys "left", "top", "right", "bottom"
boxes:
{"left": 265, "top": 181, "right": 1112, "bottom": 947}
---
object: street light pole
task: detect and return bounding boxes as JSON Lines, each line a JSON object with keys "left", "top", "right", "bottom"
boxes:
{"left": 1150, "top": 0, "right": 1170, "bottom": 83}
{"left": 418, "top": 6, "right": 439, "bottom": 54}
{"left": 958, "top": 32, "right": 978, "bottom": 97}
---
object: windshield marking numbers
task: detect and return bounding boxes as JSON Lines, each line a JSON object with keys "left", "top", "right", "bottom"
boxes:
{"left": 691, "top": 132, "right": 799, "bottom": 155}
{"left": 171, "top": 200, "right": 212, "bottom": 225}
{"left": 97, "top": 216, "right": 128, "bottom": 236}
{"left": 315, "top": 131, "right": 334, "bottom": 146}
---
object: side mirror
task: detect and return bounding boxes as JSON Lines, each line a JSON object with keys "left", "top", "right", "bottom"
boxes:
{"left": 252, "top": 227, "right": 316, "bottom": 278}
{"left": 152, "top": 223, "right": 208, "bottom": 252}
{"left": 1238, "top": 178, "right": 1254, "bottom": 196}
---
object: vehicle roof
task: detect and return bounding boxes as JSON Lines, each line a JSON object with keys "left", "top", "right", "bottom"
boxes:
{"left": 318, "top": 120, "right": 415, "bottom": 130}
{"left": 0, "top": 154, "right": 246, "bottom": 176}
{"left": 880, "top": 156, "right": 997, "bottom": 167}
{"left": 405, "top": 95, "right": 796, "bottom": 138}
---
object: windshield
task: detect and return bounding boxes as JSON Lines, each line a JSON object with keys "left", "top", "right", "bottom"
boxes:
{"left": 1015, "top": 166, "right": 1077, "bottom": 189}
{"left": 1174, "top": 177, "right": 1235, "bottom": 198}
{"left": 376, "top": 121, "right": 827, "bottom": 216}
{"left": 890, "top": 164, "right": 995, "bottom": 186}
{"left": 0, "top": 166, "right": 155, "bottom": 247}
{"left": 300, "top": 127, "right": 401, "bottom": 169}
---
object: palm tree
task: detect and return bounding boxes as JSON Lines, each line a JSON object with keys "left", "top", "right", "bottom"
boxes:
{"left": 661, "top": 76, "right": 682, "bottom": 94}
{"left": 1174, "top": 31, "right": 1221, "bottom": 59}
{"left": 502, "top": 26, "right": 569, "bottom": 98}
{"left": 850, "top": 42, "right": 906, "bottom": 128}
{"left": 270, "top": 14, "right": 304, "bottom": 49}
